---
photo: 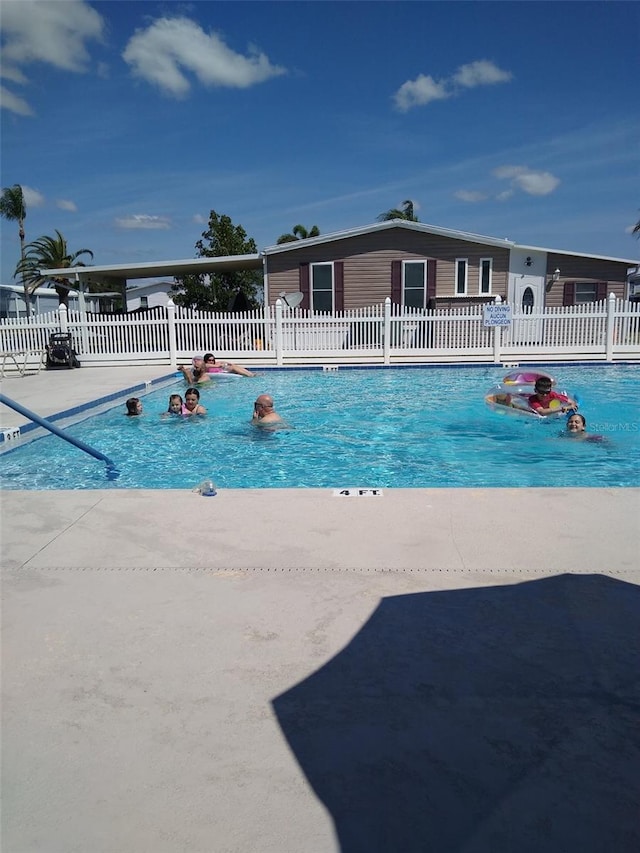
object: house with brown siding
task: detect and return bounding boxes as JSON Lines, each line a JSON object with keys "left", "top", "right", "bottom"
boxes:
{"left": 263, "top": 221, "right": 637, "bottom": 313}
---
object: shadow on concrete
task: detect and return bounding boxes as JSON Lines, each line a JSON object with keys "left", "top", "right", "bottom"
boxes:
{"left": 273, "top": 574, "right": 640, "bottom": 852}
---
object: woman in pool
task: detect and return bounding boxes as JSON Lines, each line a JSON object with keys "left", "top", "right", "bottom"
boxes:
{"left": 178, "top": 353, "right": 255, "bottom": 383}
{"left": 562, "top": 413, "right": 605, "bottom": 442}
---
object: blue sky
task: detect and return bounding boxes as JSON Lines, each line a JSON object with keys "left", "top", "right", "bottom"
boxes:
{"left": 1, "top": 0, "right": 639, "bottom": 285}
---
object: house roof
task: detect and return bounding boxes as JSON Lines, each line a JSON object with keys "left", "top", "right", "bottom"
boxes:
{"left": 263, "top": 219, "right": 638, "bottom": 265}
{"left": 263, "top": 219, "right": 515, "bottom": 254}
{"left": 37, "top": 253, "right": 263, "bottom": 284}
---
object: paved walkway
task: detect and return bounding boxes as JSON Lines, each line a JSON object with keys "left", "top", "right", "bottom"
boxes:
{"left": 1, "top": 367, "right": 639, "bottom": 852}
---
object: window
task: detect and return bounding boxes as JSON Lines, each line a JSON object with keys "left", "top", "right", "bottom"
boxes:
{"left": 403, "top": 261, "right": 426, "bottom": 308}
{"left": 480, "top": 258, "right": 492, "bottom": 295}
{"left": 574, "top": 283, "right": 598, "bottom": 304}
{"left": 455, "top": 258, "right": 468, "bottom": 295}
{"left": 311, "top": 263, "right": 333, "bottom": 312}
{"left": 139, "top": 296, "right": 148, "bottom": 308}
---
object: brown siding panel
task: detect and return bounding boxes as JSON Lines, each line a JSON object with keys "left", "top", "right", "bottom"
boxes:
{"left": 299, "top": 263, "right": 310, "bottom": 309}
{"left": 391, "top": 260, "right": 401, "bottom": 304}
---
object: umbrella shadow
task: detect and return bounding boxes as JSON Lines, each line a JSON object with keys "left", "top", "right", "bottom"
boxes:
{"left": 272, "top": 574, "right": 640, "bottom": 853}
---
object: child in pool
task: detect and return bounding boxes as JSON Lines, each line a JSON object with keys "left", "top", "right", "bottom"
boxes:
{"left": 528, "top": 376, "right": 578, "bottom": 416}
{"left": 125, "top": 397, "right": 143, "bottom": 416}
{"left": 162, "top": 394, "right": 186, "bottom": 417}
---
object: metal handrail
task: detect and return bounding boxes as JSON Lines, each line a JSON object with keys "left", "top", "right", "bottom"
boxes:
{"left": 0, "top": 393, "right": 119, "bottom": 480}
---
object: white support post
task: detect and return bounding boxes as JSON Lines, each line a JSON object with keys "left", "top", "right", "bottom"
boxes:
{"left": 275, "top": 298, "right": 284, "bottom": 366}
{"left": 167, "top": 298, "right": 177, "bottom": 368}
{"left": 605, "top": 291, "right": 616, "bottom": 362}
{"left": 383, "top": 297, "right": 391, "bottom": 365}
{"left": 58, "top": 303, "right": 68, "bottom": 334}
{"left": 493, "top": 294, "right": 502, "bottom": 363}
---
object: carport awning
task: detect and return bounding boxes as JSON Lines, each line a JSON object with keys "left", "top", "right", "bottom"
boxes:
{"left": 38, "top": 253, "right": 263, "bottom": 284}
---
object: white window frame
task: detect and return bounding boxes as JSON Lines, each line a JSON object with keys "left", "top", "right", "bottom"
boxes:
{"left": 479, "top": 258, "right": 493, "bottom": 295}
{"left": 310, "top": 262, "right": 334, "bottom": 312}
{"left": 455, "top": 258, "right": 468, "bottom": 296}
{"left": 402, "top": 260, "right": 427, "bottom": 309}
{"left": 574, "top": 282, "right": 598, "bottom": 304}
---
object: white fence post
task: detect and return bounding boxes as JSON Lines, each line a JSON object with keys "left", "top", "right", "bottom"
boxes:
{"left": 383, "top": 297, "right": 391, "bottom": 365}
{"left": 275, "top": 298, "right": 284, "bottom": 365}
{"left": 58, "top": 303, "right": 68, "bottom": 334}
{"left": 605, "top": 292, "right": 616, "bottom": 362}
{"left": 167, "top": 298, "right": 177, "bottom": 368}
{"left": 493, "top": 294, "right": 502, "bottom": 363}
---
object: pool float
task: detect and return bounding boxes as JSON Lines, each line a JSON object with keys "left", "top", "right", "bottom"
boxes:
{"left": 485, "top": 370, "right": 577, "bottom": 418}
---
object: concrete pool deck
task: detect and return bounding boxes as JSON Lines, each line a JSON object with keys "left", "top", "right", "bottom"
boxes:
{"left": 1, "top": 367, "right": 639, "bottom": 852}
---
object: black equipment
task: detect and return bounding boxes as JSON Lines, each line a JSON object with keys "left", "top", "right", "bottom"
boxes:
{"left": 46, "top": 333, "right": 81, "bottom": 369}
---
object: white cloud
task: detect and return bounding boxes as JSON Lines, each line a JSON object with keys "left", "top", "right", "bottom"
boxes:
{"left": 123, "top": 17, "right": 286, "bottom": 97}
{"left": 394, "top": 59, "right": 512, "bottom": 112}
{"left": 57, "top": 199, "right": 77, "bottom": 212}
{"left": 115, "top": 214, "right": 171, "bottom": 230}
{"left": 452, "top": 60, "right": 513, "bottom": 89}
{"left": 192, "top": 213, "right": 207, "bottom": 224}
{"left": 394, "top": 75, "right": 450, "bottom": 112}
{"left": 0, "top": 0, "right": 105, "bottom": 115}
{"left": 454, "top": 190, "right": 487, "bottom": 203}
{"left": 0, "top": 84, "right": 33, "bottom": 116}
{"left": 21, "top": 186, "right": 45, "bottom": 207}
{"left": 493, "top": 165, "right": 560, "bottom": 196}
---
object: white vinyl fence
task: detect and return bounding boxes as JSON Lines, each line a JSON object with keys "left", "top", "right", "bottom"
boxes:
{"left": 1, "top": 294, "right": 639, "bottom": 370}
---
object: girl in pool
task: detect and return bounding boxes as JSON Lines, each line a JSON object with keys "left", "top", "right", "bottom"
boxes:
{"left": 183, "top": 387, "right": 207, "bottom": 416}
{"left": 162, "top": 394, "right": 186, "bottom": 417}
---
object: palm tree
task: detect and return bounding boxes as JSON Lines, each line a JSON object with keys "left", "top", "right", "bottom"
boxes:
{"left": 0, "top": 184, "right": 30, "bottom": 314}
{"left": 276, "top": 224, "right": 321, "bottom": 244}
{"left": 15, "top": 230, "right": 94, "bottom": 308}
{"left": 377, "top": 199, "right": 419, "bottom": 222}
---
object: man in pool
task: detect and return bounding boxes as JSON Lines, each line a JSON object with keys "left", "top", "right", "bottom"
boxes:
{"left": 528, "top": 376, "right": 577, "bottom": 416}
{"left": 252, "top": 394, "right": 283, "bottom": 426}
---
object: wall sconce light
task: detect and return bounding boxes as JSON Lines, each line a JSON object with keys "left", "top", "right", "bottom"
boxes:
{"left": 546, "top": 268, "right": 561, "bottom": 293}
{"left": 525, "top": 256, "right": 533, "bottom": 267}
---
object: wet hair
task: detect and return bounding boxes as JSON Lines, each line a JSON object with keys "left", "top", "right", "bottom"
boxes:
{"left": 185, "top": 387, "right": 200, "bottom": 399}
{"left": 168, "top": 394, "right": 183, "bottom": 411}
{"left": 203, "top": 353, "right": 216, "bottom": 363}
{"left": 126, "top": 397, "right": 140, "bottom": 416}
{"left": 568, "top": 412, "right": 586, "bottom": 428}
{"left": 534, "top": 377, "right": 552, "bottom": 392}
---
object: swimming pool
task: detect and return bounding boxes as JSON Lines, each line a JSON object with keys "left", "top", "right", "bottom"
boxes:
{"left": 1, "top": 365, "right": 638, "bottom": 490}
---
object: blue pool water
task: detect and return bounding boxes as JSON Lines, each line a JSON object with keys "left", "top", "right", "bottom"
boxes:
{"left": 1, "top": 365, "right": 638, "bottom": 490}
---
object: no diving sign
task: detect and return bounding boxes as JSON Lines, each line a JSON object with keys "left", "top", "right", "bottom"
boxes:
{"left": 483, "top": 304, "right": 512, "bottom": 327}
{"left": 333, "top": 488, "right": 384, "bottom": 497}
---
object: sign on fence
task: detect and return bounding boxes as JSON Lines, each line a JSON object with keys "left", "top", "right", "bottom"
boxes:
{"left": 483, "top": 304, "right": 512, "bottom": 327}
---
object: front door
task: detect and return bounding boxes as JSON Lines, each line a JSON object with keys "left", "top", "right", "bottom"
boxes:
{"left": 510, "top": 275, "right": 545, "bottom": 344}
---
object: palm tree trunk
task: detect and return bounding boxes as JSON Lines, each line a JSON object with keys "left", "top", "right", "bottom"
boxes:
{"left": 19, "top": 219, "right": 30, "bottom": 318}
